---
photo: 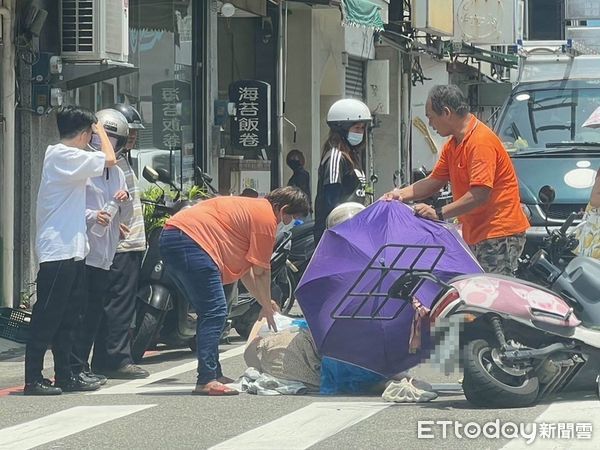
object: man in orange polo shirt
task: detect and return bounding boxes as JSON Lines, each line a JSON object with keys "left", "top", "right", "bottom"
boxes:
{"left": 385, "top": 85, "right": 529, "bottom": 275}
{"left": 159, "top": 186, "right": 309, "bottom": 396}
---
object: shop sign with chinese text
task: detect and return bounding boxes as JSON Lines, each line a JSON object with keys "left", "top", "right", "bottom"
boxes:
{"left": 229, "top": 80, "right": 271, "bottom": 151}
{"left": 152, "top": 80, "right": 191, "bottom": 150}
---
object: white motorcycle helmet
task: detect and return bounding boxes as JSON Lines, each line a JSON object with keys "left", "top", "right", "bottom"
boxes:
{"left": 326, "top": 202, "right": 366, "bottom": 229}
{"left": 95, "top": 109, "right": 130, "bottom": 152}
{"left": 326, "top": 98, "right": 372, "bottom": 129}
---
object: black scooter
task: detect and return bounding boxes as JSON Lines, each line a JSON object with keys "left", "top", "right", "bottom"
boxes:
{"left": 277, "top": 219, "right": 315, "bottom": 313}
{"left": 517, "top": 185, "right": 581, "bottom": 282}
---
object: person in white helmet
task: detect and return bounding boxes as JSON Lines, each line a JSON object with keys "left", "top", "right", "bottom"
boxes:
{"left": 69, "top": 109, "right": 133, "bottom": 389}
{"left": 90, "top": 103, "right": 150, "bottom": 380}
{"left": 314, "top": 98, "right": 372, "bottom": 242}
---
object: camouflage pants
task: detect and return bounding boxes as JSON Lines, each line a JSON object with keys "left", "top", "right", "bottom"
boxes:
{"left": 470, "top": 233, "right": 526, "bottom": 276}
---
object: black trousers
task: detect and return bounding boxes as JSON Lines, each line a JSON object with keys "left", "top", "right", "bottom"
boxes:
{"left": 92, "top": 251, "right": 142, "bottom": 370}
{"left": 70, "top": 266, "right": 110, "bottom": 373}
{"left": 25, "top": 259, "right": 86, "bottom": 384}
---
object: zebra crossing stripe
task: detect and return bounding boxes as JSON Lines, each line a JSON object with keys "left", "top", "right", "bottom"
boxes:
{"left": 0, "top": 405, "right": 155, "bottom": 449}
{"left": 209, "top": 401, "right": 390, "bottom": 450}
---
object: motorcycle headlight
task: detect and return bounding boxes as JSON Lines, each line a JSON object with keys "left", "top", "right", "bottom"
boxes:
{"left": 521, "top": 203, "right": 532, "bottom": 222}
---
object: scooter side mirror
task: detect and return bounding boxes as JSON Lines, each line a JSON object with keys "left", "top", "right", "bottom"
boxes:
{"left": 241, "top": 188, "right": 259, "bottom": 198}
{"left": 156, "top": 168, "right": 173, "bottom": 185}
{"left": 538, "top": 185, "right": 556, "bottom": 207}
{"left": 142, "top": 166, "right": 160, "bottom": 183}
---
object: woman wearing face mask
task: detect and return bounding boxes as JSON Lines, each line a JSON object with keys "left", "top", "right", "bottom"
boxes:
{"left": 314, "top": 99, "right": 372, "bottom": 242}
{"left": 159, "top": 186, "right": 309, "bottom": 396}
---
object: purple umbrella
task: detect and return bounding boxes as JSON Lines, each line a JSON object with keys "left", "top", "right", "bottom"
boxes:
{"left": 295, "top": 200, "right": 483, "bottom": 377}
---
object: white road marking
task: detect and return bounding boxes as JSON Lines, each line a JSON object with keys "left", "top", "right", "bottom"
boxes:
{"left": 502, "top": 398, "right": 599, "bottom": 449}
{"left": 0, "top": 405, "right": 154, "bottom": 450}
{"left": 92, "top": 345, "right": 246, "bottom": 395}
{"left": 209, "top": 401, "right": 390, "bottom": 450}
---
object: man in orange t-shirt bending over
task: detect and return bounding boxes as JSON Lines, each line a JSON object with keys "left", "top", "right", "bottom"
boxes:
{"left": 159, "top": 186, "right": 309, "bottom": 396}
{"left": 385, "top": 85, "right": 529, "bottom": 275}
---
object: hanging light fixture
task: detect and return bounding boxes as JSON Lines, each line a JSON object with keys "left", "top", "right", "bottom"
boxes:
{"left": 217, "top": 1, "right": 236, "bottom": 18}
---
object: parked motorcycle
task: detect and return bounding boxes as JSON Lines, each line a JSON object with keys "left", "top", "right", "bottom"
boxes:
{"left": 402, "top": 165, "right": 452, "bottom": 208}
{"left": 276, "top": 219, "right": 315, "bottom": 313}
{"left": 387, "top": 188, "right": 600, "bottom": 408}
{"left": 517, "top": 184, "right": 580, "bottom": 280}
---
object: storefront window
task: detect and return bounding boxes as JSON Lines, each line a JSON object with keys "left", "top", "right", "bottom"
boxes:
{"left": 126, "top": 0, "right": 195, "bottom": 190}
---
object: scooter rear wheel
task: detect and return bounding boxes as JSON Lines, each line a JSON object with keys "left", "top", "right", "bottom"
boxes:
{"left": 277, "top": 268, "right": 299, "bottom": 315}
{"left": 462, "top": 339, "right": 539, "bottom": 408}
{"left": 131, "top": 304, "right": 166, "bottom": 363}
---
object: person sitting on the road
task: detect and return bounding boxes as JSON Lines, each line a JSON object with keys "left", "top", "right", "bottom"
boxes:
{"left": 243, "top": 309, "right": 321, "bottom": 390}
{"left": 24, "top": 106, "right": 116, "bottom": 396}
{"left": 159, "top": 186, "right": 310, "bottom": 396}
{"left": 242, "top": 314, "right": 437, "bottom": 402}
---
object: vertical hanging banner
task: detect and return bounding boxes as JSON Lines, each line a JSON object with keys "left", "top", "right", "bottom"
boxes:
{"left": 152, "top": 80, "right": 191, "bottom": 150}
{"left": 229, "top": 80, "right": 271, "bottom": 151}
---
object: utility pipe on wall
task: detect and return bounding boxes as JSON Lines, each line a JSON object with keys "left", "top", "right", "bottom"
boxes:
{"left": 0, "top": 0, "right": 16, "bottom": 307}
{"left": 276, "top": 0, "right": 284, "bottom": 186}
{"left": 399, "top": 51, "right": 412, "bottom": 186}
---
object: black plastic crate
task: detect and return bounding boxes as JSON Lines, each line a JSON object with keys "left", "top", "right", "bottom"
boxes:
{"left": 0, "top": 307, "right": 31, "bottom": 344}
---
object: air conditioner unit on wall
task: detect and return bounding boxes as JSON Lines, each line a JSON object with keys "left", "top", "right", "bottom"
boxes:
{"left": 60, "top": 0, "right": 129, "bottom": 62}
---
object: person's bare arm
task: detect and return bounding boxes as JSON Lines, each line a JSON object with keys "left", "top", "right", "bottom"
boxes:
{"left": 240, "top": 266, "right": 277, "bottom": 331}
{"left": 92, "top": 123, "right": 117, "bottom": 167}
{"left": 590, "top": 169, "right": 600, "bottom": 208}
{"left": 413, "top": 186, "right": 491, "bottom": 220}
{"left": 440, "top": 186, "right": 491, "bottom": 218}
{"left": 382, "top": 176, "right": 447, "bottom": 202}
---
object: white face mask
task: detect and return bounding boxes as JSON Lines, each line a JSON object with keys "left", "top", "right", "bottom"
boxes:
{"left": 347, "top": 131, "right": 364, "bottom": 146}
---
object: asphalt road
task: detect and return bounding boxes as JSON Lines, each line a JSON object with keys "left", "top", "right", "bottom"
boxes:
{"left": 0, "top": 337, "right": 598, "bottom": 450}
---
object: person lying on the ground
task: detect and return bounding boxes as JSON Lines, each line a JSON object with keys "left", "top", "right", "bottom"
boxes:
{"left": 241, "top": 308, "right": 437, "bottom": 402}
{"left": 243, "top": 305, "right": 321, "bottom": 390}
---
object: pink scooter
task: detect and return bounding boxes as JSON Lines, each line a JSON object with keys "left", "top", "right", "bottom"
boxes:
{"left": 389, "top": 265, "right": 600, "bottom": 408}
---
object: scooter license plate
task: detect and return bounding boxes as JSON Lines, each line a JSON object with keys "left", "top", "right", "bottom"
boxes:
{"left": 428, "top": 315, "right": 463, "bottom": 375}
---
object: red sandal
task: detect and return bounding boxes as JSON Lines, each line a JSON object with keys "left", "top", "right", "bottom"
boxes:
{"left": 192, "top": 382, "right": 239, "bottom": 396}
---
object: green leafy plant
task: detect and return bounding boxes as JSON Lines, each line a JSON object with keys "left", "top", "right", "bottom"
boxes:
{"left": 142, "top": 185, "right": 169, "bottom": 236}
{"left": 141, "top": 184, "right": 210, "bottom": 236}
{"left": 19, "top": 282, "right": 36, "bottom": 310}
{"left": 187, "top": 185, "right": 210, "bottom": 201}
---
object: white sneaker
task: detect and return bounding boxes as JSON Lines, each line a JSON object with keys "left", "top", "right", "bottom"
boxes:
{"left": 382, "top": 378, "right": 438, "bottom": 403}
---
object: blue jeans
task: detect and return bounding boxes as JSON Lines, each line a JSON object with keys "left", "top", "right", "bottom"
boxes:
{"left": 159, "top": 228, "right": 227, "bottom": 385}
